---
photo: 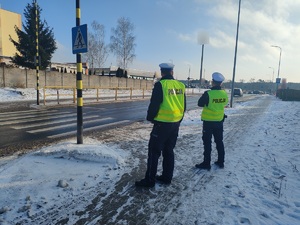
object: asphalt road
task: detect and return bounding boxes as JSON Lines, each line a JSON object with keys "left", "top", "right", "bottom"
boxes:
{"left": 0, "top": 96, "right": 199, "bottom": 155}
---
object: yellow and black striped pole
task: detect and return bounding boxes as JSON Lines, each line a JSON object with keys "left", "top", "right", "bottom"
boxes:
{"left": 35, "top": 0, "right": 40, "bottom": 105}
{"left": 76, "top": 0, "right": 83, "bottom": 144}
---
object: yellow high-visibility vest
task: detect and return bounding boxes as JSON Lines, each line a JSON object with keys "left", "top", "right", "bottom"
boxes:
{"left": 201, "top": 90, "right": 228, "bottom": 121}
{"left": 154, "top": 79, "right": 185, "bottom": 122}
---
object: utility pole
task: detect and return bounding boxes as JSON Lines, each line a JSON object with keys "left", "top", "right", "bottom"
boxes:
{"left": 271, "top": 45, "right": 282, "bottom": 95}
{"left": 230, "top": 0, "right": 242, "bottom": 108}
{"left": 199, "top": 44, "right": 204, "bottom": 88}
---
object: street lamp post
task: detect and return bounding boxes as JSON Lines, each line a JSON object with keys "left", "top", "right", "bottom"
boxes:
{"left": 271, "top": 45, "right": 282, "bottom": 94}
{"left": 199, "top": 44, "right": 204, "bottom": 88}
{"left": 187, "top": 65, "right": 191, "bottom": 87}
{"left": 268, "top": 66, "right": 274, "bottom": 94}
{"left": 230, "top": 0, "right": 242, "bottom": 108}
{"left": 197, "top": 31, "right": 209, "bottom": 90}
{"left": 268, "top": 66, "right": 274, "bottom": 83}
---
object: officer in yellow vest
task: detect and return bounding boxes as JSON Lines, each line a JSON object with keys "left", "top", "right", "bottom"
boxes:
{"left": 195, "top": 72, "right": 228, "bottom": 170}
{"left": 135, "top": 63, "right": 186, "bottom": 188}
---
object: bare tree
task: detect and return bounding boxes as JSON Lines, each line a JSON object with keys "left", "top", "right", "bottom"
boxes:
{"left": 110, "top": 17, "right": 136, "bottom": 70}
{"left": 249, "top": 78, "right": 255, "bottom": 83}
{"left": 84, "top": 21, "right": 108, "bottom": 74}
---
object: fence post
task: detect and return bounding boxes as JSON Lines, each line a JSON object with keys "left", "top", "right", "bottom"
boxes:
{"left": 43, "top": 87, "right": 46, "bottom": 105}
{"left": 61, "top": 72, "right": 63, "bottom": 86}
{"left": 130, "top": 88, "right": 132, "bottom": 99}
{"left": 25, "top": 68, "right": 28, "bottom": 88}
{"left": 1, "top": 65, "right": 4, "bottom": 87}
{"left": 73, "top": 88, "right": 76, "bottom": 103}
{"left": 57, "top": 89, "right": 60, "bottom": 104}
{"left": 43, "top": 70, "right": 46, "bottom": 87}
{"left": 115, "top": 87, "right": 118, "bottom": 100}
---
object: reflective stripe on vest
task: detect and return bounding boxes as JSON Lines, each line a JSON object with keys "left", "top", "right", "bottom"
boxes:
{"left": 154, "top": 79, "right": 185, "bottom": 122}
{"left": 201, "top": 90, "right": 228, "bottom": 121}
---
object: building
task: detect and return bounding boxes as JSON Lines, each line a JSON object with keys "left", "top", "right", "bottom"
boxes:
{"left": 48, "top": 62, "right": 89, "bottom": 75}
{"left": 0, "top": 8, "right": 21, "bottom": 64}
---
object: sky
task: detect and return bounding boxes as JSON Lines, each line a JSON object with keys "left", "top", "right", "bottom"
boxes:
{"left": 1, "top": 0, "right": 300, "bottom": 83}
{"left": 0, "top": 88, "right": 299, "bottom": 224}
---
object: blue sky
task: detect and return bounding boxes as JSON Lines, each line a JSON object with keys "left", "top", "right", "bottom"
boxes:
{"left": 1, "top": 0, "right": 300, "bottom": 83}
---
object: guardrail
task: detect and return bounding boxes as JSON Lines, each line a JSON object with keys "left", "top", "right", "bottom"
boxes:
{"left": 43, "top": 86, "right": 151, "bottom": 105}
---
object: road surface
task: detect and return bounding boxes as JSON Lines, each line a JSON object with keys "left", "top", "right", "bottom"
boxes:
{"left": 0, "top": 97, "right": 199, "bottom": 156}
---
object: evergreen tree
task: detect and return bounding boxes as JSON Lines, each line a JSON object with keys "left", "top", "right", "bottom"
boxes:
{"left": 9, "top": 0, "right": 57, "bottom": 69}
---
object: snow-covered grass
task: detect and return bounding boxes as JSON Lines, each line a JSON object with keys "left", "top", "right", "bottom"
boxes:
{"left": 0, "top": 88, "right": 299, "bottom": 224}
{"left": 0, "top": 87, "right": 203, "bottom": 103}
{"left": 0, "top": 87, "right": 154, "bottom": 104}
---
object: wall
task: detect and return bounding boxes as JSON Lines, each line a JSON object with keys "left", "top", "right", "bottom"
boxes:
{"left": 0, "top": 66, "right": 154, "bottom": 90}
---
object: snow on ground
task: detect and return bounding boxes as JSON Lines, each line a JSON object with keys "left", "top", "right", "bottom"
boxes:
{"left": 0, "top": 88, "right": 299, "bottom": 224}
{"left": 175, "top": 97, "right": 300, "bottom": 225}
{"left": 0, "top": 87, "right": 154, "bottom": 104}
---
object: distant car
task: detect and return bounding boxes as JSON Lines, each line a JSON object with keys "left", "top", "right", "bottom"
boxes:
{"left": 233, "top": 88, "right": 243, "bottom": 97}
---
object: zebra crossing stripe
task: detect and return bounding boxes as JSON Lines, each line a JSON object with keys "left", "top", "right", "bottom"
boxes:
{"left": 11, "top": 115, "right": 99, "bottom": 129}
{"left": 27, "top": 117, "right": 114, "bottom": 134}
{"left": 0, "top": 112, "right": 78, "bottom": 125}
{"left": 0, "top": 109, "right": 55, "bottom": 116}
{"left": 47, "top": 120, "right": 130, "bottom": 139}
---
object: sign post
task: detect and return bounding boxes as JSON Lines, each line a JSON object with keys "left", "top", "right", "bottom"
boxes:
{"left": 73, "top": 0, "right": 88, "bottom": 144}
{"left": 35, "top": 0, "right": 40, "bottom": 105}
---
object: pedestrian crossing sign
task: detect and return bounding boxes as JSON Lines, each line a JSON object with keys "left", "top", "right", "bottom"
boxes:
{"left": 72, "top": 24, "right": 88, "bottom": 54}
{"left": 276, "top": 78, "right": 281, "bottom": 84}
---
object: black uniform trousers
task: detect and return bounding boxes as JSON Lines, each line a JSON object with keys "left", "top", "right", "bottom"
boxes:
{"left": 202, "top": 121, "right": 225, "bottom": 164}
{"left": 145, "top": 121, "right": 180, "bottom": 183}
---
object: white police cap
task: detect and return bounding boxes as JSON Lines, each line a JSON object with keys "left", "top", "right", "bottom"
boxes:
{"left": 212, "top": 72, "right": 225, "bottom": 82}
{"left": 159, "top": 63, "right": 174, "bottom": 70}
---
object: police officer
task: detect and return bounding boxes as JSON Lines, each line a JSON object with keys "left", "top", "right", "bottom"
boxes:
{"left": 195, "top": 72, "right": 228, "bottom": 170}
{"left": 135, "top": 63, "right": 186, "bottom": 188}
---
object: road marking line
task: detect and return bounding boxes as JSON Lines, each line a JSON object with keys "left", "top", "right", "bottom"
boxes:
{"left": 0, "top": 110, "right": 61, "bottom": 120}
{"left": 27, "top": 117, "right": 114, "bottom": 134}
{"left": 0, "top": 113, "right": 77, "bottom": 125}
{"left": 47, "top": 120, "right": 130, "bottom": 139}
{"left": 0, "top": 109, "right": 57, "bottom": 117}
{"left": 0, "top": 111, "right": 73, "bottom": 123}
{"left": 11, "top": 115, "right": 99, "bottom": 129}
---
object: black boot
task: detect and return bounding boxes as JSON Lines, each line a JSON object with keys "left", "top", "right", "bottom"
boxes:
{"left": 214, "top": 161, "right": 224, "bottom": 168}
{"left": 195, "top": 162, "right": 211, "bottom": 170}
{"left": 155, "top": 175, "right": 171, "bottom": 185}
{"left": 135, "top": 178, "right": 155, "bottom": 188}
